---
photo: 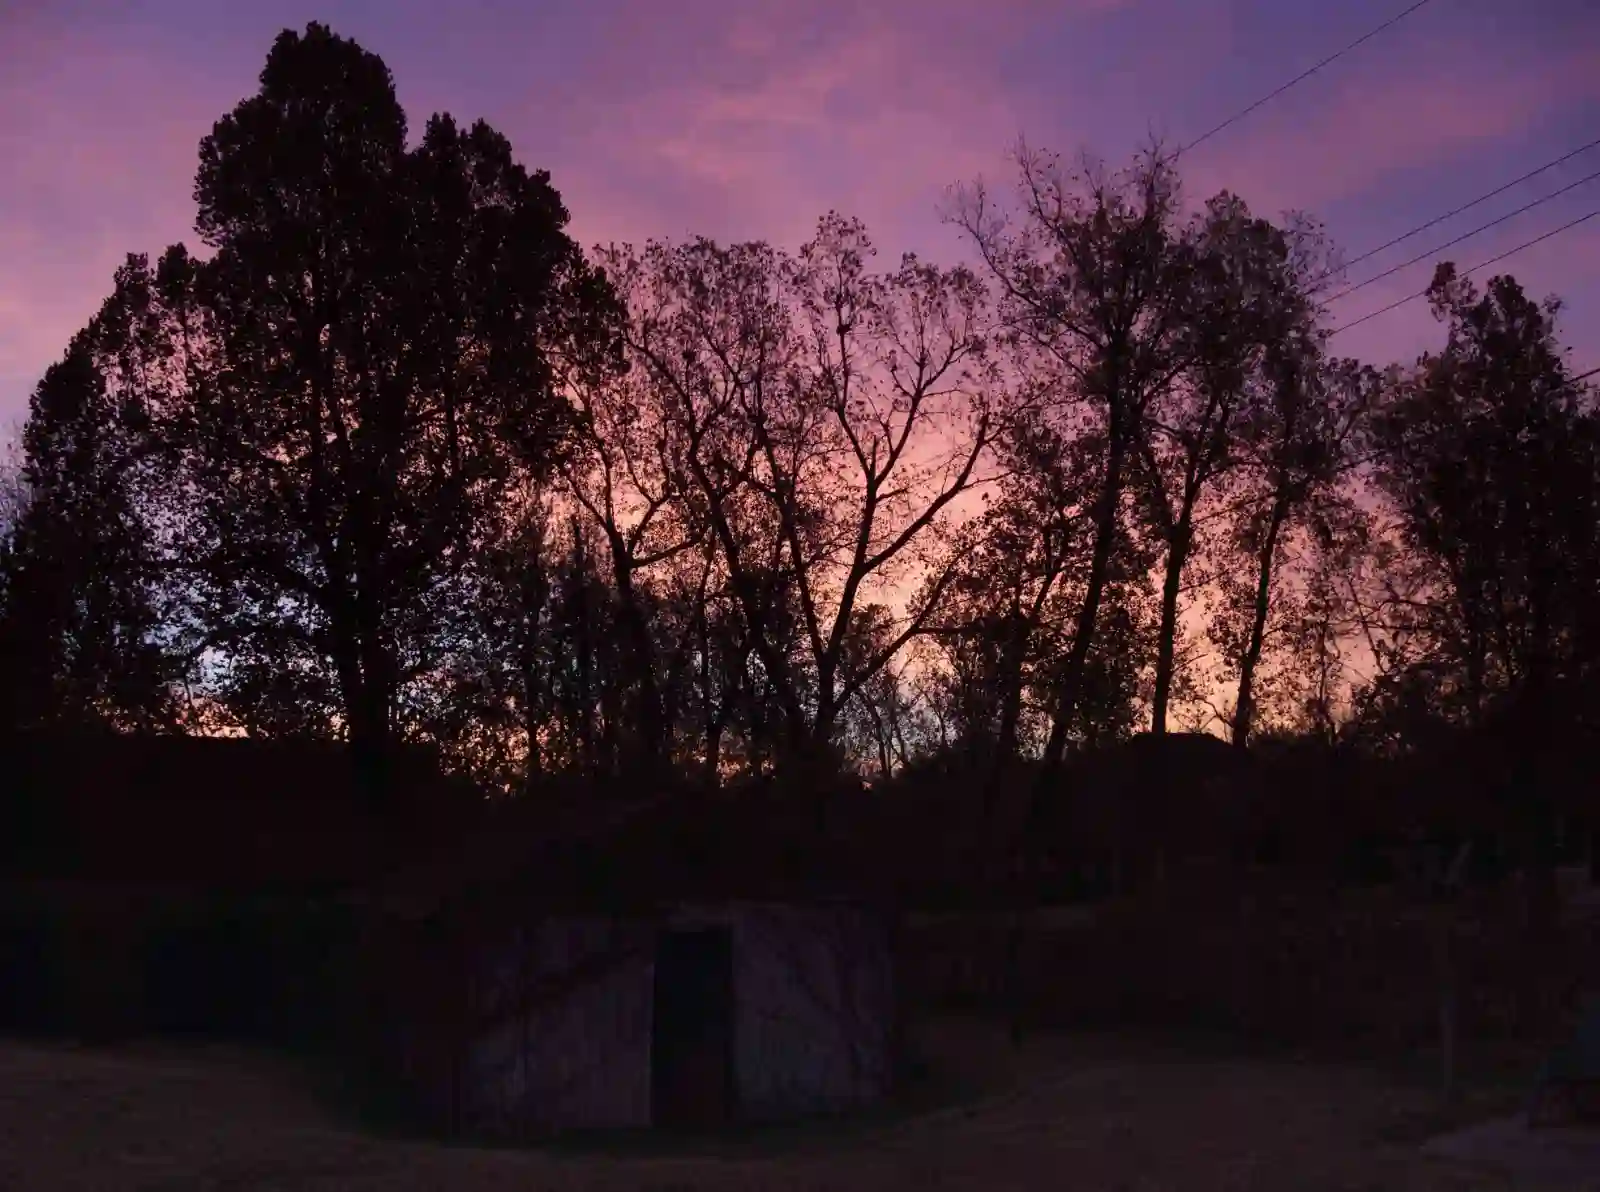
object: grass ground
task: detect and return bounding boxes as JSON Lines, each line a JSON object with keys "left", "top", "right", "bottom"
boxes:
{"left": 0, "top": 1016, "right": 1564, "bottom": 1191}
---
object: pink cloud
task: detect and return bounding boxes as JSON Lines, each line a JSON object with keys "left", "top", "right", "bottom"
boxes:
{"left": 3, "top": 0, "right": 1594, "bottom": 433}
{"left": 1153, "top": 28, "right": 1600, "bottom": 372}
{"left": 546, "top": 0, "right": 1127, "bottom": 256}
{"left": 0, "top": 35, "right": 230, "bottom": 419}
{"left": 0, "top": 0, "right": 1128, "bottom": 424}
{"left": 610, "top": 28, "right": 1010, "bottom": 238}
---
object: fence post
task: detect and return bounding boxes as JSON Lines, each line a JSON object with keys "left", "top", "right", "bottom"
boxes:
{"left": 1434, "top": 906, "right": 1458, "bottom": 1105}
{"left": 1434, "top": 841, "right": 1472, "bottom": 1106}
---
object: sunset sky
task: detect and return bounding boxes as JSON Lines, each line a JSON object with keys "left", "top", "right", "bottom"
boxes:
{"left": 3, "top": 0, "right": 1598, "bottom": 434}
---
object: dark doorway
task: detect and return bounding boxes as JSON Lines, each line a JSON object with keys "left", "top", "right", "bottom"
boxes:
{"left": 651, "top": 926, "right": 736, "bottom": 1129}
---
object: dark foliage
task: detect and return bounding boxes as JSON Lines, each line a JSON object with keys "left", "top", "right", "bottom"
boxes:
{"left": 3, "top": 27, "right": 1599, "bottom": 1071}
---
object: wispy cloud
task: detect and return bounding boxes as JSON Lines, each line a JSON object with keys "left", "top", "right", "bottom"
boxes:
{"left": 1185, "top": 38, "right": 1600, "bottom": 218}
{"left": 1, "top": 0, "right": 1596, "bottom": 427}
{"left": 545, "top": 0, "right": 1123, "bottom": 254}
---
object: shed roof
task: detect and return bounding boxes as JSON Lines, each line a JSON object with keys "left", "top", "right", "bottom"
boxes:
{"left": 362, "top": 776, "right": 918, "bottom": 920}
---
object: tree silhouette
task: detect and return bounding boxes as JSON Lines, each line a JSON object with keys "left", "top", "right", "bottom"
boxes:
{"left": 953, "top": 148, "right": 1193, "bottom": 768}
{"left": 70, "top": 24, "right": 618, "bottom": 797}
{"left": 0, "top": 270, "right": 187, "bottom": 734}
{"left": 923, "top": 408, "right": 1154, "bottom": 772}
{"left": 1211, "top": 348, "right": 1374, "bottom": 748}
{"left": 1135, "top": 195, "right": 1327, "bottom": 736}
{"left": 1362, "top": 265, "right": 1600, "bottom": 733}
{"left": 9, "top": 13, "right": 1600, "bottom": 890}
{"left": 599, "top": 217, "right": 998, "bottom": 773}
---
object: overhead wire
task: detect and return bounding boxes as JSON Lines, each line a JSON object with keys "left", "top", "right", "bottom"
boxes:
{"left": 1139, "top": 0, "right": 1599, "bottom": 352}
{"left": 1325, "top": 136, "right": 1600, "bottom": 280}
{"left": 1316, "top": 164, "right": 1600, "bottom": 307}
{"left": 1327, "top": 208, "right": 1600, "bottom": 337}
{"left": 1176, "top": 0, "right": 1438, "bottom": 157}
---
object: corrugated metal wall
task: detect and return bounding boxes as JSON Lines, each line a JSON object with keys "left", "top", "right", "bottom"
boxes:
{"left": 458, "top": 902, "right": 894, "bottom": 1134}
{"left": 730, "top": 904, "right": 895, "bottom": 1121}
{"left": 465, "top": 917, "right": 656, "bottom": 1132}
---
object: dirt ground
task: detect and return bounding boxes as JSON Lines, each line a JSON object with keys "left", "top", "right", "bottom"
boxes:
{"left": 0, "top": 1018, "right": 1578, "bottom": 1191}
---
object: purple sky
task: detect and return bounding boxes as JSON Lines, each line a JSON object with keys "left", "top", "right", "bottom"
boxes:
{"left": 3, "top": 0, "right": 1598, "bottom": 431}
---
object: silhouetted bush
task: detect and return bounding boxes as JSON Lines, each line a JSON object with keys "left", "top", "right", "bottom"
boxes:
{"left": 904, "top": 889, "right": 1600, "bottom": 1050}
{"left": 0, "top": 881, "right": 363, "bottom": 1050}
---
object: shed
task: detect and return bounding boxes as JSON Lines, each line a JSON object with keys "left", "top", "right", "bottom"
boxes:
{"left": 354, "top": 788, "right": 901, "bottom": 1136}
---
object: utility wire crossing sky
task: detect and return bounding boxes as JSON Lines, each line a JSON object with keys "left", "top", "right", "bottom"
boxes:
{"left": 1, "top": 0, "right": 1597, "bottom": 429}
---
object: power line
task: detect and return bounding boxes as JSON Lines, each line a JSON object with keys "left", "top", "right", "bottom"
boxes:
{"left": 1177, "top": 0, "right": 1438, "bottom": 157}
{"left": 1316, "top": 165, "right": 1600, "bottom": 307}
{"left": 1327, "top": 208, "right": 1600, "bottom": 337}
{"left": 1327, "top": 136, "right": 1600, "bottom": 280}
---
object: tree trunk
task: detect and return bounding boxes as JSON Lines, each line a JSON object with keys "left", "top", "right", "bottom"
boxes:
{"left": 329, "top": 596, "right": 390, "bottom": 807}
{"left": 986, "top": 617, "right": 1030, "bottom": 816}
{"left": 1042, "top": 435, "right": 1125, "bottom": 768}
{"left": 787, "top": 733, "right": 836, "bottom": 839}
{"left": 1149, "top": 520, "right": 1192, "bottom": 737}
{"left": 611, "top": 550, "right": 665, "bottom": 763}
{"left": 703, "top": 722, "right": 724, "bottom": 788}
{"left": 573, "top": 577, "right": 595, "bottom": 771}
{"left": 994, "top": 613, "right": 1029, "bottom": 760}
{"left": 1232, "top": 493, "right": 1290, "bottom": 750}
{"left": 349, "top": 631, "right": 394, "bottom": 808}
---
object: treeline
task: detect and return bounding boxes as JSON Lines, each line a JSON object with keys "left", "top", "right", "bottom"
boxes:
{"left": 3, "top": 22, "right": 1598, "bottom": 801}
